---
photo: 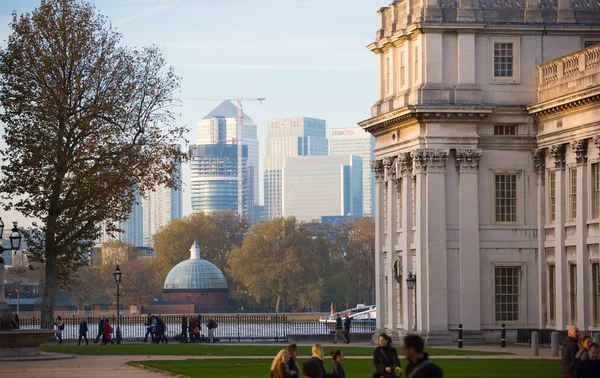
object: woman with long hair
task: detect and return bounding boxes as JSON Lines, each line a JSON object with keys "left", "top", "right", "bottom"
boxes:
{"left": 373, "top": 333, "right": 402, "bottom": 378}
{"left": 287, "top": 344, "right": 301, "bottom": 377}
{"left": 308, "top": 343, "right": 327, "bottom": 378}
{"left": 270, "top": 349, "right": 292, "bottom": 378}
{"left": 330, "top": 349, "right": 346, "bottom": 378}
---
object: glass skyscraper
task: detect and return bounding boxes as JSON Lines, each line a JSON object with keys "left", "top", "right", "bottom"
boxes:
{"left": 264, "top": 117, "right": 328, "bottom": 219}
{"left": 330, "top": 127, "right": 375, "bottom": 216}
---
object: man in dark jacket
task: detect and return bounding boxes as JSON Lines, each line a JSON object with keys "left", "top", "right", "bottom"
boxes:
{"left": 93, "top": 317, "right": 105, "bottom": 344}
{"left": 77, "top": 319, "right": 89, "bottom": 346}
{"left": 575, "top": 343, "right": 600, "bottom": 378}
{"left": 144, "top": 313, "right": 154, "bottom": 343}
{"left": 403, "top": 335, "right": 443, "bottom": 378}
{"left": 343, "top": 315, "right": 351, "bottom": 343}
{"left": 334, "top": 314, "right": 343, "bottom": 343}
{"left": 562, "top": 326, "right": 580, "bottom": 378}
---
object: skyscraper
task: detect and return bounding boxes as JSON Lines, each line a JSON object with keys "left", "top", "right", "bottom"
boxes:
{"left": 330, "top": 127, "right": 375, "bottom": 216}
{"left": 96, "top": 192, "right": 144, "bottom": 247}
{"left": 282, "top": 154, "right": 363, "bottom": 221}
{"left": 196, "top": 100, "right": 259, "bottom": 206}
{"left": 142, "top": 160, "right": 183, "bottom": 247}
{"left": 264, "top": 117, "right": 328, "bottom": 219}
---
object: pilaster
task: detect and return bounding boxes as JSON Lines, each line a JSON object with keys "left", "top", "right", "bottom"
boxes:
{"left": 532, "top": 148, "right": 546, "bottom": 328}
{"left": 372, "top": 159, "right": 386, "bottom": 336}
{"left": 384, "top": 156, "right": 399, "bottom": 333}
{"left": 456, "top": 149, "right": 482, "bottom": 332}
{"left": 572, "top": 139, "right": 589, "bottom": 329}
{"left": 399, "top": 152, "right": 414, "bottom": 333}
{"left": 455, "top": 34, "right": 482, "bottom": 104}
{"left": 411, "top": 149, "right": 427, "bottom": 336}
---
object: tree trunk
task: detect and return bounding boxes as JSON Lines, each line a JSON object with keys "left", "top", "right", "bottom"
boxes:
{"left": 41, "top": 250, "right": 58, "bottom": 329}
{"left": 275, "top": 295, "right": 281, "bottom": 313}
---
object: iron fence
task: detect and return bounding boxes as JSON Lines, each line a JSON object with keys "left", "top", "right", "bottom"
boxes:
{"left": 516, "top": 328, "right": 600, "bottom": 344}
{"left": 18, "top": 314, "right": 376, "bottom": 342}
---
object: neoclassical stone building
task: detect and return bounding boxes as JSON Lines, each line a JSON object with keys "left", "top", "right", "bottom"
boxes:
{"left": 359, "top": 1, "right": 600, "bottom": 344}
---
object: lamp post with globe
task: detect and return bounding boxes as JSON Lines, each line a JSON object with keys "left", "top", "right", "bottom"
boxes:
{"left": 0, "top": 218, "right": 22, "bottom": 330}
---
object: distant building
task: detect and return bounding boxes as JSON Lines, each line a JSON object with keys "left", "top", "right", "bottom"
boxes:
{"left": 330, "top": 127, "right": 375, "bottom": 216}
{"left": 264, "top": 117, "right": 328, "bottom": 219}
{"left": 282, "top": 155, "right": 363, "bottom": 222}
{"left": 321, "top": 215, "right": 363, "bottom": 227}
{"left": 189, "top": 143, "right": 252, "bottom": 217}
{"left": 196, "top": 100, "right": 259, "bottom": 206}
{"left": 97, "top": 192, "right": 144, "bottom": 247}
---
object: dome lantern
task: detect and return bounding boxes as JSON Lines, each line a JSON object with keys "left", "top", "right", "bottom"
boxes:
{"left": 190, "top": 241, "right": 200, "bottom": 259}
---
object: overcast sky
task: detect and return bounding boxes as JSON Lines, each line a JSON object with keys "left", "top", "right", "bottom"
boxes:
{"left": 0, "top": 0, "right": 385, "bottom": 225}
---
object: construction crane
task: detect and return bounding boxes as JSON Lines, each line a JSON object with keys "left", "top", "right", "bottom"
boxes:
{"left": 188, "top": 97, "right": 266, "bottom": 217}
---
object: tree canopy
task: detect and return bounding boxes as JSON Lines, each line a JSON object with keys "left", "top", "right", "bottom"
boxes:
{"left": 0, "top": 0, "right": 187, "bottom": 327}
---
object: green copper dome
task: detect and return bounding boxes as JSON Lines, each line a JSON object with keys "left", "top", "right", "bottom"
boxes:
{"left": 163, "top": 242, "right": 228, "bottom": 290}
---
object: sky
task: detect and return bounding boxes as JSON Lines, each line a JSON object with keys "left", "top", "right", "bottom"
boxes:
{"left": 0, "top": 0, "right": 385, "bottom": 225}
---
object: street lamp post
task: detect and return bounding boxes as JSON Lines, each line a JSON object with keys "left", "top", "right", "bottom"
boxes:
{"left": 0, "top": 219, "right": 22, "bottom": 330}
{"left": 406, "top": 272, "right": 417, "bottom": 332}
{"left": 113, "top": 265, "right": 122, "bottom": 344}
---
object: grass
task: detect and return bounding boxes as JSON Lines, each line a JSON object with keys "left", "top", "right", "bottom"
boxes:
{"left": 40, "top": 343, "right": 509, "bottom": 357}
{"left": 130, "top": 358, "right": 560, "bottom": 378}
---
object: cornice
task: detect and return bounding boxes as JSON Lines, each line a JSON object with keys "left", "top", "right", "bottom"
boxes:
{"left": 528, "top": 90, "right": 600, "bottom": 118}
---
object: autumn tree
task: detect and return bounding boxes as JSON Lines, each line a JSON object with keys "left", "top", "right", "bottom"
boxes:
{"left": 100, "top": 240, "right": 138, "bottom": 267}
{"left": 345, "top": 217, "right": 375, "bottom": 305}
{"left": 0, "top": 0, "right": 187, "bottom": 328}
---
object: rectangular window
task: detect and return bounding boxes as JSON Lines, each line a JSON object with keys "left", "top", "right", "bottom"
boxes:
{"left": 494, "top": 125, "right": 517, "bottom": 136}
{"left": 570, "top": 168, "right": 577, "bottom": 222}
{"left": 400, "top": 51, "right": 405, "bottom": 88}
{"left": 594, "top": 263, "right": 600, "bottom": 324}
{"left": 495, "top": 266, "right": 520, "bottom": 322}
{"left": 386, "top": 56, "right": 391, "bottom": 94}
{"left": 495, "top": 174, "right": 518, "bottom": 223}
{"left": 414, "top": 47, "right": 419, "bottom": 83}
{"left": 570, "top": 264, "right": 577, "bottom": 324}
{"left": 593, "top": 164, "right": 600, "bottom": 218}
{"left": 549, "top": 265, "right": 556, "bottom": 323}
{"left": 494, "top": 42, "right": 514, "bottom": 78}
{"left": 549, "top": 172, "right": 556, "bottom": 224}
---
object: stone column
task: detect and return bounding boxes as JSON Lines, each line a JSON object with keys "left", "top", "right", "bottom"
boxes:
{"left": 424, "top": 150, "right": 450, "bottom": 341}
{"left": 572, "top": 140, "right": 589, "bottom": 329}
{"left": 551, "top": 144, "right": 568, "bottom": 329}
{"left": 372, "top": 160, "right": 386, "bottom": 335}
{"left": 456, "top": 149, "right": 482, "bottom": 332}
{"left": 399, "top": 153, "right": 414, "bottom": 333}
{"left": 384, "top": 157, "right": 399, "bottom": 333}
{"left": 411, "top": 150, "right": 428, "bottom": 334}
{"left": 455, "top": 33, "right": 481, "bottom": 104}
{"left": 533, "top": 148, "right": 547, "bottom": 328}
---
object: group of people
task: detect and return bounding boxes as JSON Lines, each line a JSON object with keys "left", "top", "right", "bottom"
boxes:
{"left": 270, "top": 334, "right": 442, "bottom": 378}
{"left": 179, "top": 315, "right": 218, "bottom": 344}
{"left": 333, "top": 314, "right": 352, "bottom": 344}
{"left": 562, "top": 326, "right": 600, "bottom": 378}
{"left": 143, "top": 313, "right": 168, "bottom": 344}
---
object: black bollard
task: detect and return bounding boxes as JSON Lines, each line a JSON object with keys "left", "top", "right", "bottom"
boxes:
{"left": 458, "top": 323, "right": 463, "bottom": 348}
{"left": 501, "top": 323, "right": 506, "bottom": 348}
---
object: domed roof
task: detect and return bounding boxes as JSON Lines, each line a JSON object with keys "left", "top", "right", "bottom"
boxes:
{"left": 163, "top": 242, "right": 228, "bottom": 290}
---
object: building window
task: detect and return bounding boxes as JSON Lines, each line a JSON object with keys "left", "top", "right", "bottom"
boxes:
{"left": 594, "top": 263, "right": 600, "bottom": 325}
{"left": 494, "top": 125, "right": 517, "bottom": 136}
{"left": 494, "top": 42, "right": 514, "bottom": 78}
{"left": 548, "top": 171, "right": 556, "bottom": 224}
{"left": 495, "top": 266, "right": 520, "bottom": 322}
{"left": 386, "top": 56, "right": 391, "bottom": 94}
{"left": 549, "top": 265, "right": 556, "bottom": 323}
{"left": 570, "top": 168, "right": 577, "bottom": 222}
{"left": 414, "top": 47, "right": 419, "bottom": 83}
{"left": 400, "top": 50, "right": 405, "bottom": 88}
{"left": 570, "top": 264, "right": 577, "bottom": 324}
{"left": 585, "top": 40, "right": 600, "bottom": 48}
{"left": 495, "top": 174, "right": 518, "bottom": 223}
{"left": 593, "top": 164, "right": 600, "bottom": 218}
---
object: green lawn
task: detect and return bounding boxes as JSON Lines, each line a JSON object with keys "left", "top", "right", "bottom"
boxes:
{"left": 130, "top": 358, "right": 560, "bottom": 378}
{"left": 40, "top": 344, "right": 508, "bottom": 357}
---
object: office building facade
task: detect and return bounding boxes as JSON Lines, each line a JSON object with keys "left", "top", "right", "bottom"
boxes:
{"left": 264, "top": 117, "right": 328, "bottom": 219}
{"left": 330, "top": 127, "right": 376, "bottom": 216}
{"left": 282, "top": 155, "right": 363, "bottom": 222}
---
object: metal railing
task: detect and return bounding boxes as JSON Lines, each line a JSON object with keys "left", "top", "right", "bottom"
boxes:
{"left": 18, "top": 315, "right": 376, "bottom": 342}
{"left": 516, "top": 328, "right": 599, "bottom": 345}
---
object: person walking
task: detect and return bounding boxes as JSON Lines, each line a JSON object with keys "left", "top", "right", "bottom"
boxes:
{"left": 207, "top": 318, "right": 216, "bottom": 343}
{"left": 308, "top": 344, "right": 327, "bottom": 378}
{"left": 333, "top": 314, "right": 343, "bottom": 343}
{"left": 575, "top": 343, "right": 600, "bottom": 378}
{"left": 562, "top": 326, "right": 580, "bottom": 378}
{"left": 343, "top": 315, "right": 351, "bottom": 344}
{"left": 180, "top": 315, "right": 188, "bottom": 343}
{"left": 94, "top": 317, "right": 105, "bottom": 344}
{"left": 330, "top": 350, "right": 346, "bottom": 378}
{"left": 155, "top": 315, "right": 168, "bottom": 344}
{"left": 77, "top": 319, "right": 89, "bottom": 346}
{"left": 573, "top": 336, "right": 592, "bottom": 373}
{"left": 103, "top": 318, "right": 114, "bottom": 345}
{"left": 402, "top": 335, "right": 443, "bottom": 378}
{"left": 143, "top": 313, "right": 154, "bottom": 343}
{"left": 270, "top": 349, "right": 292, "bottom": 378}
{"left": 54, "top": 316, "right": 64, "bottom": 344}
{"left": 373, "top": 333, "right": 402, "bottom": 378}
{"left": 287, "top": 344, "right": 301, "bottom": 377}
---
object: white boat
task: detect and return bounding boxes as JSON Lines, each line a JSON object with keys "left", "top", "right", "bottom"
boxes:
{"left": 319, "top": 304, "right": 376, "bottom": 323}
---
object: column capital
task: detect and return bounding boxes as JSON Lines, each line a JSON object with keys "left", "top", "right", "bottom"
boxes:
{"left": 383, "top": 156, "right": 396, "bottom": 181}
{"left": 572, "top": 139, "right": 588, "bottom": 165}
{"left": 425, "top": 149, "right": 449, "bottom": 173}
{"left": 532, "top": 148, "right": 546, "bottom": 174}
{"left": 398, "top": 152, "right": 413, "bottom": 177}
{"left": 456, "top": 149, "right": 482, "bottom": 173}
{"left": 410, "top": 149, "right": 427, "bottom": 174}
{"left": 594, "top": 135, "right": 600, "bottom": 156}
{"left": 550, "top": 144, "right": 566, "bottom": 170}
{"left": 371, "top": 159, "right": 385, "bottom": 183}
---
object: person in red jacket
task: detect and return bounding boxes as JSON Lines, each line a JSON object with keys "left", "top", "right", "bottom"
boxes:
{"left": 103, "top": 318, "right": 114, "bottom": 345}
